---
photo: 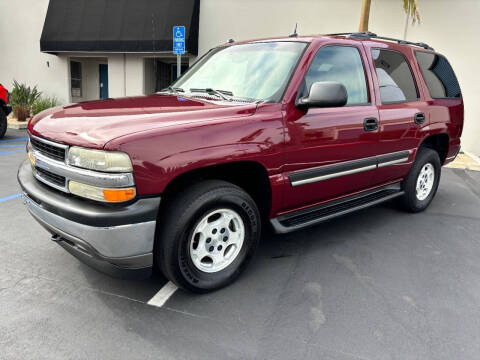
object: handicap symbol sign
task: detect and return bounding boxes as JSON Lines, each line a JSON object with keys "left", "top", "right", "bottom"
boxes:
{"left": 173, "top": 26, "right": 185, "bottom": 55}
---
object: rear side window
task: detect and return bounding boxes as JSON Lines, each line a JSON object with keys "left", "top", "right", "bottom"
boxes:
{"left": 371, "top": 49, "right": 418, "bottom": 103}
{"left": 415, "top": 51, "right": 461, "bottom": 98}
{"left": 303, "top": 45, "right": 369, "bottom": 105}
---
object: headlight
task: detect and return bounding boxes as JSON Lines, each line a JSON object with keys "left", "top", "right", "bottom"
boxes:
{"left": 67, "top": 147, "right": 133, "bottom": 173}
{"left": 69, "top": 181, "right": 136, "bottom": 203}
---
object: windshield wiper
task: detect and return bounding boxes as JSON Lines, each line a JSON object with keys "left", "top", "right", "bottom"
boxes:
{"left": 190, "top": 88, "right": 233, "bottom": 101}
{"left": 158, "top": 86, "right": 184, "bottom": 94}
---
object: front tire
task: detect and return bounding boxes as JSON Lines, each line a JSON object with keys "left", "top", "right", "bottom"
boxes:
{"left": 400, "top": 147, "right": 441, "bottom": 212}
{"left": 156, "top": 180, "right": 261, "bottom": 293}
{"left": 0, "top": 109, "right": 7, "bottom": 139}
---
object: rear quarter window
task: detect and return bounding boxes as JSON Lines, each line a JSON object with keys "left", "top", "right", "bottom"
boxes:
{"left": 415, "top": 51, "right": 461, "bottom": 99}
{"left": 371, "top": 49, "right": 419, "bottom": 104}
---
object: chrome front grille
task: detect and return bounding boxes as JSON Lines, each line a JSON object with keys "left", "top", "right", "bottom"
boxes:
{"left": 34, "top": 167, "right": 66, "bottom": 187}
{"left": 30, "top": 136, "right": 67, "bottom": 162}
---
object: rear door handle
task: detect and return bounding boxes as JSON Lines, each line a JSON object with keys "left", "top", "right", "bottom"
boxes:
{"left": 414, "top": 112, "right": 426, "bottom": 125}
{"left": 363, "top": 117, "right": 378, "bottom": 132}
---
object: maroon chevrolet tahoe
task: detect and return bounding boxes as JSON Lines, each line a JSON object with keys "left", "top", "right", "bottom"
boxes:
{"left": 18, "top": 32, "right": 463, "bottom": 292}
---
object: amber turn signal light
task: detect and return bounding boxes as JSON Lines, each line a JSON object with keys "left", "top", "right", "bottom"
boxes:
{"left": 103, "top": 188, "right": 136, "bottom": 203}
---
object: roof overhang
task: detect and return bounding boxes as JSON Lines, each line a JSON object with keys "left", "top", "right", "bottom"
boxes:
{"left": 40, "top": 0, "right": 200, "bottom": 55}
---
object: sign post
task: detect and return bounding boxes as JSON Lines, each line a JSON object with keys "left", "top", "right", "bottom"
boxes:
{"left": 173, "top": 26, "right": 186, "bottom": 79}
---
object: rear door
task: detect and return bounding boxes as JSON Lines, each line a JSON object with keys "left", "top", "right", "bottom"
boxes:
{"left": 414, "top": 50, "right": 463, "bottom": 161}
{"left": 282, "top": 41, "right": 380, "bottom": 211}
{"left": 364, "top": 43, "right": 430, "bottom": 186}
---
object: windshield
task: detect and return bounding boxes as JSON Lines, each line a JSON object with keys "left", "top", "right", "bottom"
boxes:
{"left": 172, "top": 41, "right": 307, "bottom": 102}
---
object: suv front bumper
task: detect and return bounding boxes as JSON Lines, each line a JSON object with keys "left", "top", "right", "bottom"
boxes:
{"left": 18, "top": 160, "right": 160, "bottom": 278}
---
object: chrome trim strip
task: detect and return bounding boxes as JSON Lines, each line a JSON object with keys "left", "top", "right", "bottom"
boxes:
{"left": 290, "top": 149, "right": 413, "bottom": 187}
{"left": 377, "top": 157, "right": 410, "bottom": 168}
{"left": 23, "top": 192, "right": 156, "bottom": 258}
{"left": 291, "top": 164, "right": 376, "bottom": 187}
{"left": 30, "top": 134, "right": 69, "bottom": 149}
{"left": 31, "top": 149, "right": 135, "bottom": 192}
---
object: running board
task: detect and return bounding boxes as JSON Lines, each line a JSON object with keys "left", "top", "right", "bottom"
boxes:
{"left": 271, "top": 184, "right": 404, "bottom": 234}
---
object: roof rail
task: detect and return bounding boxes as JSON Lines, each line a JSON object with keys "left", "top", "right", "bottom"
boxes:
{"left": 327, "top": 32, "right": 434, "bottom": 51}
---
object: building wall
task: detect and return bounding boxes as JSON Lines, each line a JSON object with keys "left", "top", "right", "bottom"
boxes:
{"left": 0, "top": 0, "right": 69, "bottom": 104}
{"left": 108, "top": 55, "right": 126, "bottom": 99}
{"left": 0, "top": 0, "right": 478, "bottom": 155}
{"left": 69, "top": 57, "right": 108, "bottom": 102}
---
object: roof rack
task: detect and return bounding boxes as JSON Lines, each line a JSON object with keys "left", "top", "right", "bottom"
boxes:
{"left": 328, "top": 32, "right": 434, "bottom": 51}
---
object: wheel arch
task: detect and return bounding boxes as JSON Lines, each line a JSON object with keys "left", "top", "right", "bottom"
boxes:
{"left": 158, "top": 160, "right": 272, "bottom": 221}
{"left": 419, "top": 133, "right": 450, "bottom": 164}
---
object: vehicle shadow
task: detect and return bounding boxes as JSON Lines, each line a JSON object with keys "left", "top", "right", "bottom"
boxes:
{"left": 74, "top": 200, "right": 410, "bottom": 358}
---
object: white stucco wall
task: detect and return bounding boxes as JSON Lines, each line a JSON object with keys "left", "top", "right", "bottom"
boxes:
{"left": 0, "top": 0, "right": 70, "bottom": 104}
{"left": 108, "top": 54, "right": 126, "bottom": 98}
{"left": 69, "top": 57, "right": 108, "bottom": 102}
{"left": 0, "top": 0, "right": 478, "bottom": 154}
{"left": 125, "top": 55, "right": 145, "bottom": 97}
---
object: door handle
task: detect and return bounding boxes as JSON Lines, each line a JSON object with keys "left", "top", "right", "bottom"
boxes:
{"left": 363, "top": 117, "right": 378, "bottom": 132}
{"left": 414, "top": 112, "right": 426, "bottom": 125}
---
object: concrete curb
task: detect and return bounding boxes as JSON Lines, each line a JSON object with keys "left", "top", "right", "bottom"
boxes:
{"left": 446, "top": 151, "right": 480, "bottom": 171}
{"left": 7, "top": 116, "right": 28, "bottom": 130}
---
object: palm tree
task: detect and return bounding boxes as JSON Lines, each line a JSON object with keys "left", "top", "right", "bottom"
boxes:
{"left": 358, "top": 0, "right": 421, "bottom": 39}
{"left": 402, "top": 0, "right": 421, "bottom": 39}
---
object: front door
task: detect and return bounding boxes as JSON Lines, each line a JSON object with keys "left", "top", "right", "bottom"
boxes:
{"left": 283, "top": 44, "right": 380, "bottom": 211}
{"left": 99, "top": 64, "right": 109, "bottom": 99}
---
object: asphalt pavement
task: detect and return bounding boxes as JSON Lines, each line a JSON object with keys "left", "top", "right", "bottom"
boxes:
{"left": 1, "top": 129, "right": 480, "bottom": 359}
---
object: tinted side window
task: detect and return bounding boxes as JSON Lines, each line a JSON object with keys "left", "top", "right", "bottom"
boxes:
{"left": 371, "top": 49, "right": 418, "bottom": 103}
{"left": 303, "top": 46, "right": 368, "bottom": 105}
{"left": 415, "top": 52, "right": 461, "bottom": 98}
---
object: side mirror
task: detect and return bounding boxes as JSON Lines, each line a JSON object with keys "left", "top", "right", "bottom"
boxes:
{"left": 297, "top": 81, "right": 348, "bottom": 109}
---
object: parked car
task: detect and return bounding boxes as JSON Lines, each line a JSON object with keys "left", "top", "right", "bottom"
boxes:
{"left": 18, "top": 32, "right": 463, "bottom": 292}
{"left": 0, "top": 83, "right": 12, "bottom": 138}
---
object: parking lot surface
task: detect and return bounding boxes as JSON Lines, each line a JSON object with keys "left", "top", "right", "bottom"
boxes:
{"left": 1, "top": 129, "right": 480, "bottom": 360}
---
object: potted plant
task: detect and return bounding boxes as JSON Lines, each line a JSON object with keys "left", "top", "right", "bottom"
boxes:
{"left": 9, "top": 80, "right": 41, "bottom": 122}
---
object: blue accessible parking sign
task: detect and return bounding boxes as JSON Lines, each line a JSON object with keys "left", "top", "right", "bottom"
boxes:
{"left": 173, "top": 26, "right": 185, "bottom": 55}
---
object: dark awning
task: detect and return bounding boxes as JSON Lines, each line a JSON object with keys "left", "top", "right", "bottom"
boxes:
{"left": 40, "top": 0, "right": 199, "bottom": 55}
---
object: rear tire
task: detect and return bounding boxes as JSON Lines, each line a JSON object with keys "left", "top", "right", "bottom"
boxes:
{"left": 155, "top": 180, "right": 261, "bottom": 293}
{"left": 0, "top": 109, "right": 7, "bottom": 139}
{"left": 400, "top": 147, "right": 441, "bottom": 212}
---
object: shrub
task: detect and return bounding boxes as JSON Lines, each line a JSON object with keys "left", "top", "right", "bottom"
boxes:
{"left": 9, "top": 80, "right": 41, "bottom": 121}
{"left": 32, "top": 96, "right": 58, "bottom": 115}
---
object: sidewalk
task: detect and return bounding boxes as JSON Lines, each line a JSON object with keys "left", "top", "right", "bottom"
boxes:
{"left": 446, "top": 152, "right": 480, "bottom": 171}
{"left": 7, "top": 115, "right": 28, "bottom": 130}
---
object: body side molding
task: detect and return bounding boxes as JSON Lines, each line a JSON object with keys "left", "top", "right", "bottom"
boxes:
{"left": 289, "top": 150, "right": 412, "bottom": 187}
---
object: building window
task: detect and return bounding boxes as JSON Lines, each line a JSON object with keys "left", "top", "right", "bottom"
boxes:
{"left": 371, "top": 49, "right": 418, "bottom": 104}
{"left": 70, "top": 61, "right": 82, "bottom": 97}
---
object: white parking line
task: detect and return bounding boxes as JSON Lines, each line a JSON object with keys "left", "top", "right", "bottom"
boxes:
{"left": 147, "top": 281, "right": 178, "bottom": 307}
{"left": 0, "top": 193, "right": 21, "bottom": 204}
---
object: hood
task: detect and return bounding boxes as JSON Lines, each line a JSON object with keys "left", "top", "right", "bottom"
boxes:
{"left": 29, "top": 94, "right": 258, "bottom": 149}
